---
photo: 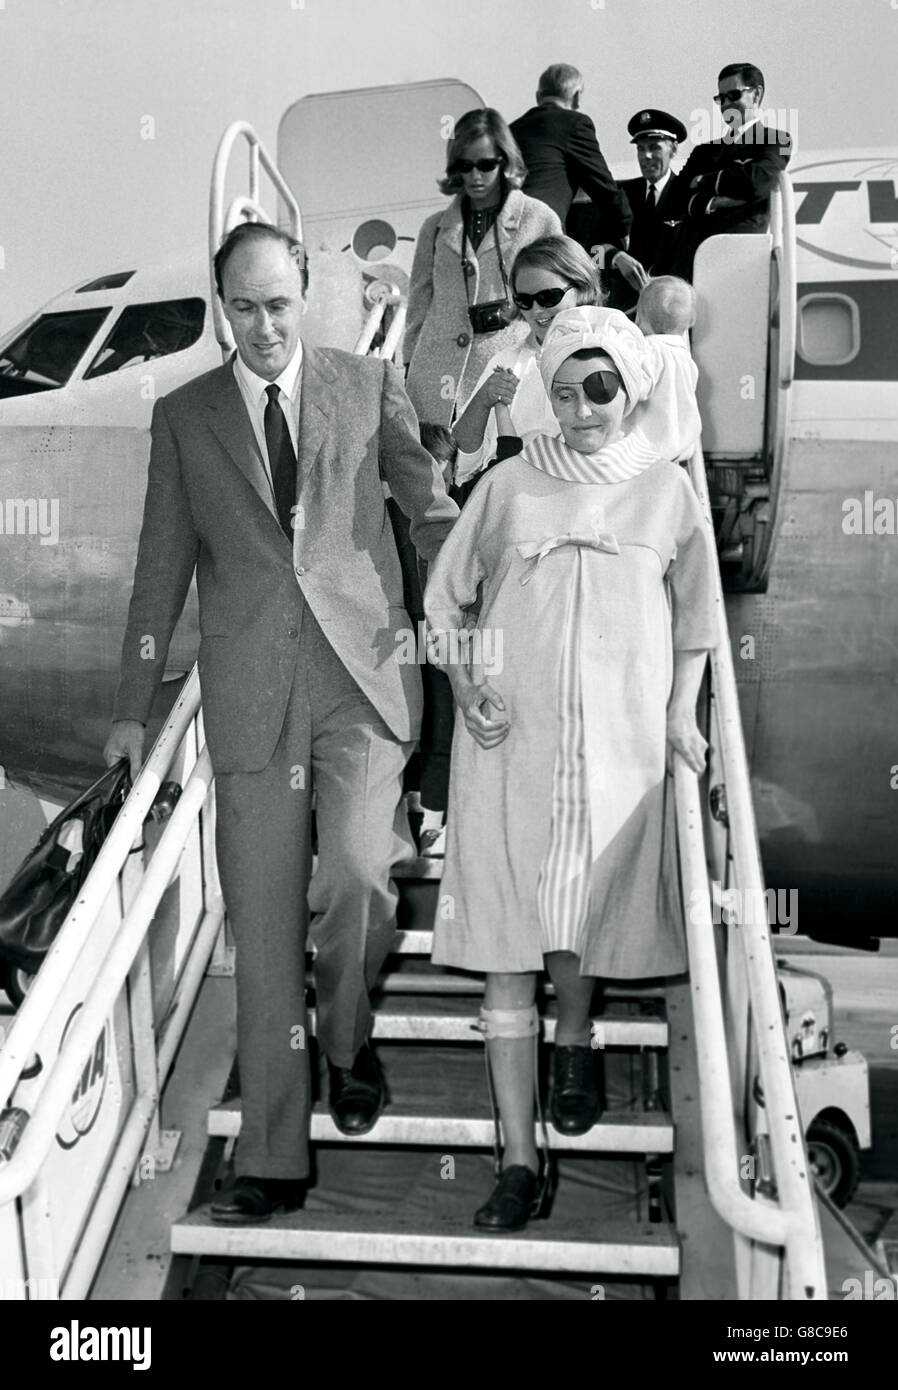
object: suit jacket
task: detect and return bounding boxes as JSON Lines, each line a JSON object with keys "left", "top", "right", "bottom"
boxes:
{"left": 509, "top": 104, "right": 631, "bottom": 245}
{"left": 404, "top": 187, "right": 560, "bottom": 426}
{"left": 113, "top": 345, "right": 459, "bottom": 772}
{"left": 664, "top": 125, "right": 792, "bottom": 236}
{"left": 618, "top": 171, "right": 681, "bottom": 274}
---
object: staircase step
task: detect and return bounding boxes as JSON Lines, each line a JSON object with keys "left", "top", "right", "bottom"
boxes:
{"left": 306, "top": 998, "right": 668, "bottom": 1048}
{"left": 171, "top": 1207, "right": 680, "bottom": 1275}
{"left": 207, "top": 1100, "right": 674, "bottom": 1152}
{"left": 374, "top": 970, "right": 666, "bottom": 1001}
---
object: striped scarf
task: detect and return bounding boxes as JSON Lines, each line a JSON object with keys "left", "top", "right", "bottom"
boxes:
{"left": 525, "top": 427, "right": 659, "bottom": 484}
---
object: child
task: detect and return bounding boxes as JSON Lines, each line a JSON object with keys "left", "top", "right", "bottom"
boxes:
{"left": 630, "top": 275, "right": 702, "bottom": 462}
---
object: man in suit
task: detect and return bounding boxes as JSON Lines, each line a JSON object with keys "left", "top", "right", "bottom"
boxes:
{"left": 104, "top": 222, "right": 458, "bottom": 1223}
{"left": 602, "top": 108, "right": 688, "bottom": 312}
{"left": 510, "top": 63, "right": 631, "bottom": 254}
{"left": 665, "top": 62, "right": 792, "bottom": 280}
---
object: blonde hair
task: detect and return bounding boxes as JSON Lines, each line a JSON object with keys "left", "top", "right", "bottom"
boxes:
{"left": 637, "top": 276, "right": 697, "bottom": 334}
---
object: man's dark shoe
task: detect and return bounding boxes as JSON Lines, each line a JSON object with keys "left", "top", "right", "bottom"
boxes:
{"left": 328, "top": 1042, "right": 385, "bottom": 1136}
{"left": 210, "top": 1175, "right": 305, "bottom": 1225}
{"left": 550, "top": 1043, "right": 600, "bottom": 1135}
{"left": 473, "top": 1164, "right": 548, "bottom": 1232}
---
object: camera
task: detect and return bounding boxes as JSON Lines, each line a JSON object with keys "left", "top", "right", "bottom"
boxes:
{"left": 468, "top": 299, "right": 514, "bottom": 335}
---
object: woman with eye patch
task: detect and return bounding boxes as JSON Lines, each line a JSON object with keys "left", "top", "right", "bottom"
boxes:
{"left": 404, "top": 108, "right": 561, "bottom": 429}
{"left": 424, "top": 306, "right": 719, "bottom": 1231}
{"left": 451, "top": 234, "right": 604, "bottom": 494}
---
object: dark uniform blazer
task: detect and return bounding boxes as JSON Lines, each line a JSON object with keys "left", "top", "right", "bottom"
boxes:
{"left": 510, "top": 104, "right": 631, "bottom": 248}
{"left": 618, "top": 170, "right": 681, "bottom": 273}
{"left": 664, "top": 123, "right": 792, "bottom": 275}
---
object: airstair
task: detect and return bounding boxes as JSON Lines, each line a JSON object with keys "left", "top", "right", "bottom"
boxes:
{"left": 0, "top": 135, "right": 830, "bottom": 1299}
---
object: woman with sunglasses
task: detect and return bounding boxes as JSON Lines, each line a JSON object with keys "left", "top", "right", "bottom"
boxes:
{"left": 424, "top": 307, "right": 718, "bottom": 1230}
{"left": 451, "top": 234, "right": 603, "bottom": 491}
{"left": 404, "top": 109, "right": 561, "bottom": 428}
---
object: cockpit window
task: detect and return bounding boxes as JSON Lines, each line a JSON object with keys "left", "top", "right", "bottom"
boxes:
{"left": 0, "top": 309, "right": 110, "bottom": 395}
{"left": 83, "top": 298, "right": 205, "bottom": 378}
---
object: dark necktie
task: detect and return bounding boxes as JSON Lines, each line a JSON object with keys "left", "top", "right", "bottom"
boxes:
{"left": 264, "top": 383, "right": 297, "bottom": 541}
{"left": 646, "top": 183, "right": 657, "bottom": 212}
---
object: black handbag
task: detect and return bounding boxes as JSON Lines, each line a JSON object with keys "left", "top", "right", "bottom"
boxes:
{"left": 0, "top": 759, "right": 132, "bottom": 973}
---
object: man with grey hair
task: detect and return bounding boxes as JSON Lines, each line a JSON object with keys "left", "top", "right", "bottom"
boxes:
{"left": 510, "top": 64, "right": 631, "bottom": 250}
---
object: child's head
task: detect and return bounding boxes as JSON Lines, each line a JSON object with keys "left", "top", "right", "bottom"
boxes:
{"left": 419, "top": 422, "right": 457, "bottom": 480}
{"left": 636, "top": 276, "right": 697, "bottom": 336}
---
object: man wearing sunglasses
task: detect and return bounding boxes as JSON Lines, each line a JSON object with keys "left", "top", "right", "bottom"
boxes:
{"left": 664, "top": 62, "right": 791, "bottom": 281}
{"left": 510, "top": 63, "right": 631, "bottom": 254}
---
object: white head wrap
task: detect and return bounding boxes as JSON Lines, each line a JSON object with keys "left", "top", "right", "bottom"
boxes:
{"left": 538, "top": 306, "right": 655, "bottom": 416}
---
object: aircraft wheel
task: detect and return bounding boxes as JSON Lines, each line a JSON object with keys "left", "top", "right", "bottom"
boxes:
{"left": 806, "top": 1118, "right": 861, "bottom": 1208}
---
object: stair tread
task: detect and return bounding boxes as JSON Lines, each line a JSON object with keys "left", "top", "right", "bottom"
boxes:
{"left": 207, "top": 1100, "right": 674, "bottom": 1151}
{"left": 171, "top": 1207, "right": 679, "bottom": 1273}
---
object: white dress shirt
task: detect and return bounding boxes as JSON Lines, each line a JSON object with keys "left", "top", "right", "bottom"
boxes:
{"left": 645, "top": 167, "right": 672, "bottom": 205}
{"left": 233, "top": 339, "right": 304, "bottom": 489}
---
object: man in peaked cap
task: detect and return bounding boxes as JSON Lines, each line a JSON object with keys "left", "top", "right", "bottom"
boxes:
{"left": 603, "top": 108, "right": 688, "bottom": 311}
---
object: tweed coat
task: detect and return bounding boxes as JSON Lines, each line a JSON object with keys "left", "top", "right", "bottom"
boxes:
{"left": 404, "top": 187, "right": 561, "bottom": 427}
{"left": 113, "top": 344, "right": 459, "bottom": 772}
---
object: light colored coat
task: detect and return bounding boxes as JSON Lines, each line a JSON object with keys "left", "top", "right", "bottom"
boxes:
{"left": 403, "top": 188, "right": 561, "bottom": 426}
{"left": 114, "top": 345, "right": 458, "bottom": 772}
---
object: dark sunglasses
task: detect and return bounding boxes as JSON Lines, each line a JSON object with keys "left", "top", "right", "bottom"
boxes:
{"left": 714, "top": 86, "right": 752, "bottom": 105}
{"left": 512, "top": 285, "right": 572, "bottom": 311}
{"left": 554, "top": 369, "right": 621, "bottom": 405}
{"left": 452, "top": 157, "right": 503, "bottom": 173}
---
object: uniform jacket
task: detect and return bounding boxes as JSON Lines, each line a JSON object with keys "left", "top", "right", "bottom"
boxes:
{"left": 664, "top": 124, "right": 792, "bottom": 236}
{"left": 404, "top": 187, "right": 560, "bottom": 426}
{"left": 618, "top": 171, "right": 681, "bottom": 273}
{"left": 113, "top": 345, "right": 459, "bottom": 772}
{"left": 510, "top": 104, "right": 632, "bottom": 244}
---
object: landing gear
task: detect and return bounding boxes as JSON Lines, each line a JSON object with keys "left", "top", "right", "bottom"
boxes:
{"left": 806, "top": 1117, "right": 861, "bottom": 1208}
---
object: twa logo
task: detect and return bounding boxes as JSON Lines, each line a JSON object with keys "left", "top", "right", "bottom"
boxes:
{"left": 793, "top": 156, "right": 898, "bottom": 271}
{"left": 55, "top": 1006, "right": 110, "bottom": 1151}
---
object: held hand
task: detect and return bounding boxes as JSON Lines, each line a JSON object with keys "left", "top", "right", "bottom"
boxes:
{"left": 476, "top": 367, "right": 519, "bottom": 410}
{"left": 459, "top": 681, "right": 510, "bottom": 750}
{"left": 707, "top": 195, "right": 746, "bottom": 214}
{"left": 666, "top": 709, "right": 707, "bottom": 775}
{"left": 612, "top": 251, "right": 650, "bottom": 291}
{"left": 104, "top": 720, "right": 146, "bottom": 782}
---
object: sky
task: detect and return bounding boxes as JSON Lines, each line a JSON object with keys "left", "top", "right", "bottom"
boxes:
{"left": 0, "top": 0, "right": 894, "bottom": 331}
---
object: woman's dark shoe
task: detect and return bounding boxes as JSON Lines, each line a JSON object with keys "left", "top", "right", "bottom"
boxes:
{"left": 473, "top": 1162, "right": 551, "bottom": 1232}
{"left": 550, "top": 1043, "right": 600, "bottom": 1135}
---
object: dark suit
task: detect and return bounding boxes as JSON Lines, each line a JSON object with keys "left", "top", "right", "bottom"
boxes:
{"left": 607, "top": 171, "right": 681, "bottom": 310}
{"left": 114, "top": 345, "right": 458, "bottom": 1179}
{"left": 510, "top": 104, "right": 631, "bottom": 250}
{"left": 664, "top": 124, "right": 792, "bottom": 279}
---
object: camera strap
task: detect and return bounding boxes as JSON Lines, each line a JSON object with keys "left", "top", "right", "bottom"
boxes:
{"left": 461, "top": 201, "right": 510, "bottom": 308}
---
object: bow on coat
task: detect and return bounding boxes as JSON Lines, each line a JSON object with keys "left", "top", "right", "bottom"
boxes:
{"left": 517, "top": 527, "right": 620, "bottom": 585}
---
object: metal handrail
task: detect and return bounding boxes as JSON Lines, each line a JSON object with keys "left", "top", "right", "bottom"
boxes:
{"left": 375, "top": 298, "right": 407, "bottom": 364}
{"left": 353, "top": 282, "right": 400, "bottom": 357}
{"left": 746, "top": 169, "right": 797, "bottom": 590}
{"left": 770, "top": 171, "right": 797, "bottom": 391}
{"left": 208, "top": 121, "right": 303, "bottom": 358}
{"left": 683, "top": 444, "right": 826, "bottom": 1298}
{"left": 0, "top": 671, "right": 207, "bottom": 1205}
{"left": 0, "top": 671, "right": 201, "bottom": 1104}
